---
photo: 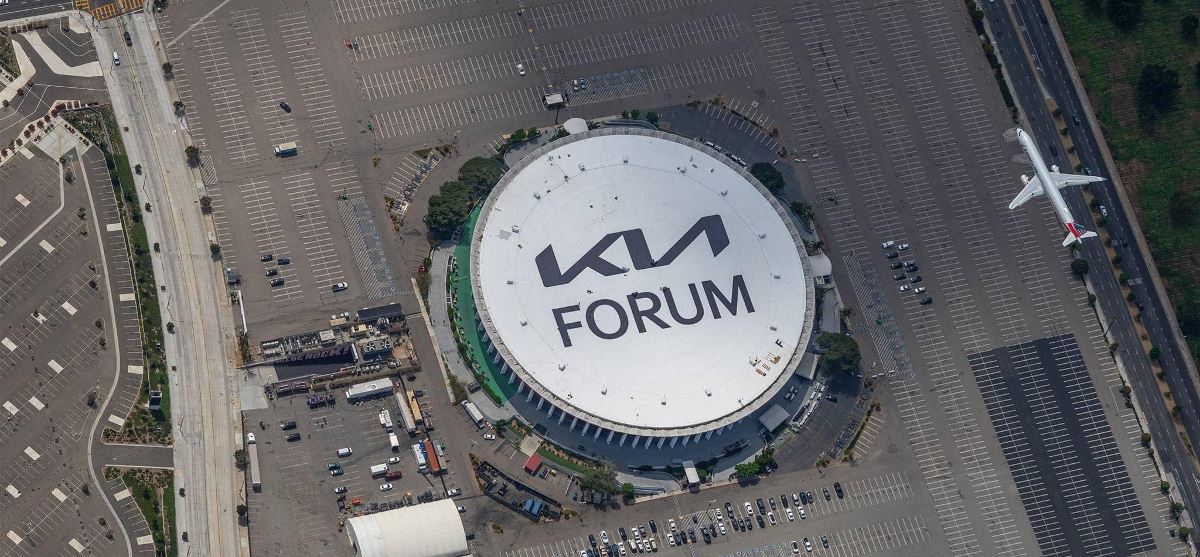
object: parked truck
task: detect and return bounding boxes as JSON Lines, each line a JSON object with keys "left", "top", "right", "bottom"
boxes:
{"left": 370, "top": 463, "right": 389, "bottom": 477}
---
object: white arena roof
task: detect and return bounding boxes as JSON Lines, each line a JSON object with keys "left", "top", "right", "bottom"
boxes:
{"left": 472, "top": 130, "right": 813, "bottom": 436}
{"left": 345, "top": 499, "right": 468, "bottom": 557}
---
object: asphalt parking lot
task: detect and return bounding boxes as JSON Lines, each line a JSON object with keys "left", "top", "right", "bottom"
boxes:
{"left": 0, "top": 145, "right": 124, "bottom": 555}
{"left": 492, "top": 465, "right": 942, "bottom": 557}
{"left": 243, "top": 390, "right": 470, "bottom": 556}
{"left": 969, "top": 334, "right": 1155, "bottom": 557}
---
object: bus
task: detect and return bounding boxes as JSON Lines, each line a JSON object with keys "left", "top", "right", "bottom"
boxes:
{"left": 273, "top": 142, "right": 298, "bottom": 157}
{"left": 411, "top": 443, "right": 428, "bottom": 472}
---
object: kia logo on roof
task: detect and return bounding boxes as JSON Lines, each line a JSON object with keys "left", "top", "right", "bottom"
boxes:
{"left": 534, "top": 214, "right": 730, "bottom": 287}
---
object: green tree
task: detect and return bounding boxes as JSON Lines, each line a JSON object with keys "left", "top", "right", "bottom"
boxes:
{"left": 734, "top": 462, "right": 761, "bottom": 478}
{"left": 161, "top": 62, "right": 173, "bottom": 78}
{"left": 424, "top": 181, "right": 472, "bottom": 240}
{"left": 1195, "top": 61, "right": 1200, "bottom": 88}
{"left": 1182, "top": 14, "right": 1199, "bottom": 43}
{"left": 645, "top": 111, "right": 660, "bottom": 125}
{"left": 457, "top": 157, "right": 505, "bottom": 195}
{"left": 236, "top": 504, "right": 248, "bottom": 517}
{"left": 1167, "top": 190, "right": 1198, "bottom": 228}
{"left": 509, "top": 128, "right": 527, "bottom": 144}
{"left": 184, "top": 145, "right": 200, "bottom": 165}
{"left": 199, "top": 195, "right": 212, "bottom": 214}
{"left": 1106, "top": 0, "right": 1144, "bottom": 31}
{"left": 1071, "top": 258, "right": 1090, "bottom": 279}
{"left": 234, "top": 449, "right": 248, "bottom": 470}
{"left": 580, "top": 464, "right": 619, "bottom": 498}
{"left": 1149, "top": 346, "right": 1160, "bottom": 360}
{"left": 750, "top": 162, "right": 785, "bottom": 194}
{"left": 817, "top": 332, "right": 861, "bottom": 375}
{"left": 1169, "top": 501, "right": 1184, "bottom": 518}
{"left": 621, "top": 482, "right": 636, "bottom": 499}
{"left": 209, "top": 242, "right": 221, "bottom": 257}
{"left": 1135, "top": 64, "right": 1181, "bottom": 125}
{"left": 1140, "top": 432, "right": 1151, "bottom": 445}
{"left": 1179, "top": 526, "right": 1190, "bottom": 542}
{"left": 790, "top": 201, "right": 814, "bottom": 225}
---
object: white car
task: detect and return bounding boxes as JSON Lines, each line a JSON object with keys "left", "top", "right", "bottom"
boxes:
{"left": 667, "top": 536, "right": 675, "bottom": 547}
{"left": 718, "top": 522, "right": 726, "bottom": 535}
{"left": 798, "top": 506, "right": 807, "bottom": 519}
{"left": 668, "top": 519, "right": 676, "bottom": 531}
{"left": 768, "top": 511, "right": 777, "bottom": 525}
{"left": 803, "top": 538, "right": 813, "bottom": 552}
{"left": 914, "top": 287, "right": 927, "bottom": 294}
{"left": 483, "top": 433, "right": 496, "bottom": 440}
{"left": 379, "top": 483, "right": 393, "bottom": 491}
{"left": 899, "top": 284, "right": 911, "bottom": 292}
{"left": 631, "top": 526, "right": 640, "bottom": 539}
{"left": 1099, "top": 205, "right": 1108, "bottom": 217}
{"left": 580, "top": 551, "right": 588, "bottom": 557}
{"left": 793, "top": 493, "right": 802, "bottom": 506}
{"left": 516, "top": 63, "right": 526, "bottom": 76}
{"left": 792, "top": 541, "right": 800, "bottom": 554}
{"left": 457, "top": 505, "right": 467, "bottom": 513}
{"left": 332, "top": 282, "right": 348, "bottom": 292}
{"left": 618, "top": 543, "right": 626, "bottom": 555}
{"left": 601, "top": 531, "right": 609, "bottom": 544}
{"left": 881, "top": 240, "right": 895, "bottom": 249}
{"left": 387, "top": 456, "right": 401, "bottom": 464}
{"left": 715, "top": 509, "right": 723, "bottom": 521}
{"left": 745, "top": 502, "right": 754, "bottom": 515}
{"left": 785, "top": 508, "right": 795, "bottom": 521}
{"left": 246, "top": 432, "right": 256, "bottom": 444}
{"left": 898, "top": 243, "right": 911, "bottom": 251}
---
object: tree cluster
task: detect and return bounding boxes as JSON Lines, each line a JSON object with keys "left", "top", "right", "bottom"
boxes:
{"left": 817, "top": 332, "right": 862, "bottom": 375}
{"left": 1135, "top": 64, "right": 1180, "bottom": 126}
{"left": 750, "top": 162, "right": 785, "bottom": 194}
{"left": 423, "top": 157, "right": 508, "bottom": 240}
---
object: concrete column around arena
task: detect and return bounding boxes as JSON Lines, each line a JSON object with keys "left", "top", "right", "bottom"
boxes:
{"left": 594, "top": 427, "right": 602, "bottom": 440}
{"left": 681, "top": 436, "right": 689, "bottom": 447}
{"left": 620, "top": 433, "right": 628, "bottom": 446}
{"left": 525, "top": 390, "right": 534, "bottom": 402}
{"left": 558, "top": 411, "right": 567, "bottom": 425}
{"left": 582, "top": 423, "right": 591, "bottom": 436}
{"left": 516, "top": 381, "right": 525, "bottom": 394}
{"left": 693, "top": 433, "right": 702, "bottom": 444}
{"left": 606, "top": 430, "right": 614, "bottom": 443}
{"left": 570, "top": 417, "right": 578, "bottom": 430}
{"left": 670, "top": 437, "right": 678, "bottom": 448}
{"left": 536, "top": 398, "right": 544, "bottom": 411}
{"left": 508, "top": 373, "right": 517, "bottom": 384}
{"left": 705, "top": 431, "right": 713, "bottom": 440}
{"left": 657, "top": 437, "right": 665, "bottom": 449}
{"left": 645, "top": 437, "right": 652, "bottom": 449}
{"left": 546, "top": 404, "right": 554, "bottom": 417}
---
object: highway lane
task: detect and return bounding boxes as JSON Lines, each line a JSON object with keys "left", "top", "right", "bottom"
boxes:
{"left": 0, "top": 0, "right": 72, "bottom": 23}
{"left": 93, "top": 12, "right": 245, "bottom": 557}
{"left": 983, "top": 0, "right": 1200, "bottom": 527}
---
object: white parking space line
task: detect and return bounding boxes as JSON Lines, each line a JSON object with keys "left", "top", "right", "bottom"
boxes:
{"left": 283, "top": 171, "right": 345, "bottom": 290}
{"left": 280, "top": 14, "right": 346, "bottom": 148}
{"left": 234, "top": 8, "right": 298, "bottom": 146}
{"left": 191, "top": 18, "right": 259, "bottom": 166}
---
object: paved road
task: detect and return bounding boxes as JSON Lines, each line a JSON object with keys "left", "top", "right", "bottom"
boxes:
{"left": 93, "top": 12, "right": 245, "bottom": 557}
{"left": 983, "top": 0, "right": 1200, "bottom": 526}
{"left": 100, "top": 444, "right": 175, "bottom": 469}
{"left": 0, "top": 0, "right": 72, "bottom": 22}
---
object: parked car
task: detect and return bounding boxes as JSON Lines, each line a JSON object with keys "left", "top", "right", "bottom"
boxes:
{"left": 881, "top": 240, "right": 895, "bottom": 249}
{"left": 280, "top": 420, "right": 297, "bottom": 430}
{"left": 260, "top": 253, "right": 273, "bottom": 262}
{"left": 332, "top": 282, "right": 348, "bottom": 292}
{"left": 334, "top": 486, "right": 347, "bottom": 494}
{"left": 379, "top": 483, "right": 393, "bottom": 491}
{"left": 265, "top": 268, "right": 278, "bottom": 277}
{"left": 277, "top": 257, "right": 291, "bottom": 265}
{"left": 834, "top": 482, "right": 844, "bottom": 498}
{"left": 897, "top": 243, "right": 910, "bottom": 251}
{"left": 270, "top": 278, "right": 285, "bottom": 287}
{"left": 909, "top": 275, "right": 923, "bottom": 284}
{"left": 285, "top": 432, "right": 301, "bottom": 442}
{"left": 387, "top": 456, "right": 401, "bottom": 464}
{"left": 885, "top": 251, "right": 899, "bottom": 259}
{"left": 246, "top": 432, "right": 255, "bottom": 444}
{"left": 920, "top": 297, "right": 934, "bottom": 305}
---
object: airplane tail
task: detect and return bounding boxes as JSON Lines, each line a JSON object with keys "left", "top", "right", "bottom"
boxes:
{"left": 1062, "top": 230, "right": 1098, "bottom": 247}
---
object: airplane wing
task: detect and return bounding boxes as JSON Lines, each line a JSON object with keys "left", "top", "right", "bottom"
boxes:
{"left": 1008, "top": 178, "right": 1044, "bottom": 209}
{"left": 1049, "top": 172, "right": 1105, "bottom": 188}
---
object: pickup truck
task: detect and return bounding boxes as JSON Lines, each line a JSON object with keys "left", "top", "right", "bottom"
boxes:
{"left": 385, "top": 470, "right": 402, "bottom": 480}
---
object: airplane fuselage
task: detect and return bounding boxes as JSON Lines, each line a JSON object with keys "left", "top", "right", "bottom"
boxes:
{"left": 1017, "top": 129, "right": 1080, "bottom": 237}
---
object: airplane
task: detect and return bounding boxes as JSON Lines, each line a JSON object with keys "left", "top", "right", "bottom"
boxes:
{"left": 1009, "top": 128, "right": 1106, "bottom": 247}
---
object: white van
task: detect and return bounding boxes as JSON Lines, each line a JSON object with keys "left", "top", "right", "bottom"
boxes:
{"left": 336, "top": 447, "right": 353, "bottom": 457}
{"left": 113, "top": 52, "right": 120, "bottom": 66}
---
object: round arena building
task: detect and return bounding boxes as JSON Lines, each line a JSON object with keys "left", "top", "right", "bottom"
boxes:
{"left": 470, "top": 128, "right": 814, "bottom": 451}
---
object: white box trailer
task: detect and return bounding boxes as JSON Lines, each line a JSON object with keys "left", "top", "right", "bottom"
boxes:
{"left": 394, "top": 392, "right": 417, "bottom": 435}
{"left": 379, "top": 409, "right": 394, "bottom": 432}
{"left": 389, "top": 433, "right": 401, "bottom": 451}
{"left": 461, "top": 400, "right": 485, "bottom": 428}
{"left": 370, "top": 463, "right": 389, "bottom": 477}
